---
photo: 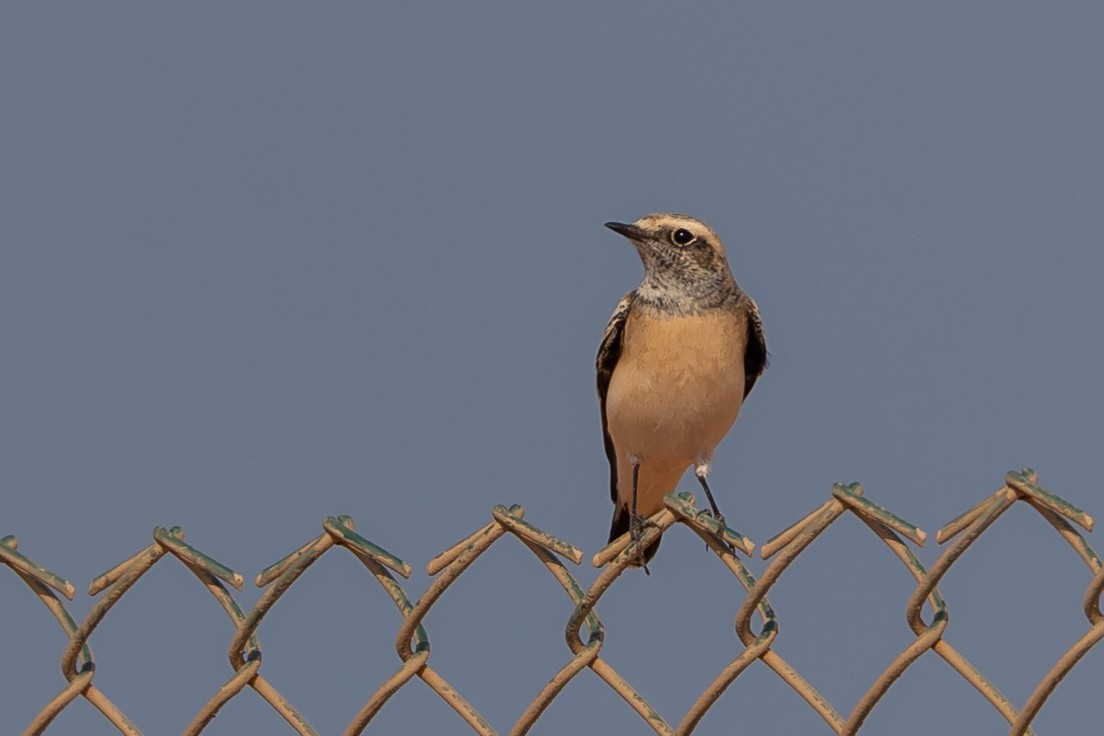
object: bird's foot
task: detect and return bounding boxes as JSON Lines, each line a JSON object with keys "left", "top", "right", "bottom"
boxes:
{"left": 697, "top": 509, "right": 735, "bottom": 556}
{"left": 628, "top": 513, "right": 659, "bottom": 574}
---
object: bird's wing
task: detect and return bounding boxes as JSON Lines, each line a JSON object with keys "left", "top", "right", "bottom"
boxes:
{"left": 596, "top": 291, "right": 636, "bottom": 504}
{"left": 742, "top": 295, "right": 768, "bottom": 398}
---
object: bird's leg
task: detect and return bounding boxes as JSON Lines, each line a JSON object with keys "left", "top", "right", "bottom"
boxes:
{"left": 628, "top": 459, "right": 651, "bottom": 574}
{"left": 694, "top": 465, "right": 733, "bottom": 554}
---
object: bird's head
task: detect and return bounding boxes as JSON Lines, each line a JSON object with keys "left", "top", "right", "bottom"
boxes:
{"left": 604, "top": 213, "right": 737, "bottom": 308}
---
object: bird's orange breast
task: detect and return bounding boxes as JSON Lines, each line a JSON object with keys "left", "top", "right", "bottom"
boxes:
{"left": 605, "top": 305, "right": 748, "bottom": 468}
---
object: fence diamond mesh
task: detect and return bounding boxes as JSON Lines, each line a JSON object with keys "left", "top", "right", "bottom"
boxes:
{"left": 3, "top": 467, "right": 1100, "bottom": 735}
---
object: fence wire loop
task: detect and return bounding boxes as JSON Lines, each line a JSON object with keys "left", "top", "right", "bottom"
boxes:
{"left": 1, "top": 535, "right": 76, "bottom": 600}
{"left": 3, "top": 468, "right": 1099, "bottom": 734}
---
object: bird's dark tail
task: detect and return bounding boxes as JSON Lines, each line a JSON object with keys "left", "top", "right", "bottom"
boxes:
{"left": 608, "top": 505, "right": 661, "bottom": 564}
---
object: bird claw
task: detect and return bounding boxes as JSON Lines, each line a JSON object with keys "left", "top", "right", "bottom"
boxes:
{"left": 696, "top": 509, "right": 735, "bottom": 555}
{"left": 628, "top": 514, "right": 659, "bottom": 574}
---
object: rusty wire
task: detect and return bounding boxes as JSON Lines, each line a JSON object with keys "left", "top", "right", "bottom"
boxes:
{"left": 1, "top": 467, "right": 1099, "bottom": 735}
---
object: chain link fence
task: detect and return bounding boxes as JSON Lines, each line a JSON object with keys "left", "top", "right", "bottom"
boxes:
{"left": 3, "top": 467, "right": 1100, "bottom": 735}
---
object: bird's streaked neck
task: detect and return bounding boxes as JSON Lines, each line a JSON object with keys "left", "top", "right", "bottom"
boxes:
{"left": 635, "top": 272, "right": 740, "bottom": 315}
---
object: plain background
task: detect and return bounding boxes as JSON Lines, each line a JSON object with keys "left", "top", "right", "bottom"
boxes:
{"left": 3, "top": 4, "right": 1102, "bottom": 734}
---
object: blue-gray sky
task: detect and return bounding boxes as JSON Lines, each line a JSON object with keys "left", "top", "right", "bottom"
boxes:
{"left": 3, "top": 4, "right": 1102, "bottom": 734}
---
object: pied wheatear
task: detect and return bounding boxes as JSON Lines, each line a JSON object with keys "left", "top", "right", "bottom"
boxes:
{"left": 597, "top": 213, "right": 767, "bottom": 569}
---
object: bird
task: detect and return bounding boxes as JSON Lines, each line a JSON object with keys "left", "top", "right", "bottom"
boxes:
{"left": 596, "top": 213, "right": 767, "bottom": 569}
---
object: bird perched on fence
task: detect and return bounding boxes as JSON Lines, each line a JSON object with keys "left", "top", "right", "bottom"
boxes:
{"left": 597, "top": 213, "right": 767, "bottom": 569}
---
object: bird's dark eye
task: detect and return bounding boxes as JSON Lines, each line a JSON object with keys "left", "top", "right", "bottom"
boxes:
{"left": 671, "top": 228, "right": 695, "bottom": 246}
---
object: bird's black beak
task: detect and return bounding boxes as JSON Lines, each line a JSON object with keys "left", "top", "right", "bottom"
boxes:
{"left": 604, "top": 221, "right": 646, "bottom": 241}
